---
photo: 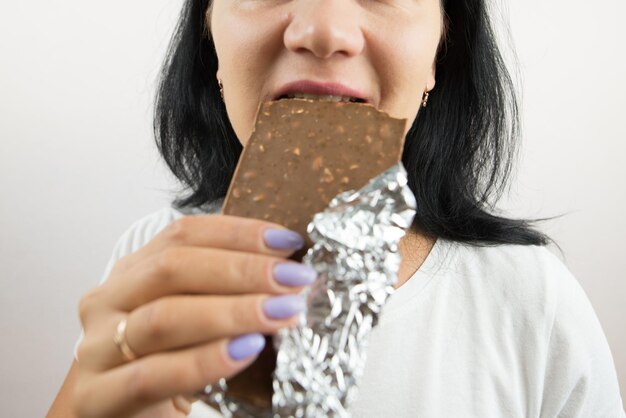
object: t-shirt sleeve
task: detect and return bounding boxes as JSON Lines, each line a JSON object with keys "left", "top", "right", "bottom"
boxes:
{"left": 73, "top": 207, "right": 184, "bottom": 359}
{"left": 539, "top": 258, "right": 625, "bottom": 417}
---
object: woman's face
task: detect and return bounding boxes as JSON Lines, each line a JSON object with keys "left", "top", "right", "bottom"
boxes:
{"left": 209, "top": 0, "right": 443, "bottom": 145}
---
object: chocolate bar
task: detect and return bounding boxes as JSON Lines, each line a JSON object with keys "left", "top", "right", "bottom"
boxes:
{"left": 221, "top": 99, "right": 407, "bottom": 408}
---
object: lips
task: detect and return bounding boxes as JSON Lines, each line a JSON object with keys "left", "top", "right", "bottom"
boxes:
{"left": 278, "top": 93, "right": 365, "bottom": 103}
{"left": 272, "top": 80, "right": 369, "bottom": 104}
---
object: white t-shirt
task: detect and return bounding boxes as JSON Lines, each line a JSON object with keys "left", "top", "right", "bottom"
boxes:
{"left": 91, "top": 206, "right": 625, "bottom": 418}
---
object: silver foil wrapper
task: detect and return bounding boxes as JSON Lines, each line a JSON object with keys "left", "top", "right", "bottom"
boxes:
{"left": 200, "top": 163, "right": 416, "bottom": 417}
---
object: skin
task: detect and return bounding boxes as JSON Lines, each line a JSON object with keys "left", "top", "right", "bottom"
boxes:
{"left": 47, "top": 1, "right": 443, "bottom": 416}
{"left": 211, "top": 0, "right": 443, "bottom": 143}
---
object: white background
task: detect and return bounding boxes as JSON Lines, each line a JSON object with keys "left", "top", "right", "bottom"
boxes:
{"left": 1, "top": 0, "right": 624, "bottom": 416}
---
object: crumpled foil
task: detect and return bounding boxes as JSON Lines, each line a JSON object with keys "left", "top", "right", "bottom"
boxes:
{"left": 200, "top": 163, "right": 416, "bottom": 417}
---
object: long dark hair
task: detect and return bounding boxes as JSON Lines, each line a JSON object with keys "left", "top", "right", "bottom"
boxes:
{"left": 154, "top": 0, "right": 548, "bottom": 246}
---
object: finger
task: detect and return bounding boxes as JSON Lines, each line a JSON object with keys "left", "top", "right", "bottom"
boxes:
{"left": 104, "top": 247, "right": 316, "bottom": 310}
{"left": 171, "top": 396, "right": 192, "bottom": 415}
{"left": 74, "top": 334, "right": 265, "bottom": 418}
{"left": 111, "top": 215, "right": 305, "bottom": 275}
{"left": 126, "top": 294, "right": 303, "bottom": 357}
{"left": 80, "top": 294, "right": 304, "bottom": 370}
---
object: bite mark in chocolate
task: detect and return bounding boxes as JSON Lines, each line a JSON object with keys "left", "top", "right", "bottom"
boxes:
{"left": 224, "top": 99, "right": 407, "bottom": 250}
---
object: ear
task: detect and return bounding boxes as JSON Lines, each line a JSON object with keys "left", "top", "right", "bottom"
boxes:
{"left": 206, "top": 4, "right": 219, "bottom": 81}
{"left": 205, "top": 3, "right": 213, "bottom": 28}
{"left": 205, "top": 4, "right": 214, "bottom": 40}
{"left": 429, "top": 13, "right": 446, "bottom": 92}
{"left": 427, "top": 61, "right": 436, "bottom": 91}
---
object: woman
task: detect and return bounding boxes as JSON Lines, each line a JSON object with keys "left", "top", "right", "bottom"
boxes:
{"left": 48, "top": 0, "right": 624, "bottom": 416}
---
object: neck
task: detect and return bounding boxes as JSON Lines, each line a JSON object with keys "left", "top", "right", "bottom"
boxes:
{"left": 395, "top": 231, "right": 435, "bottom": 289}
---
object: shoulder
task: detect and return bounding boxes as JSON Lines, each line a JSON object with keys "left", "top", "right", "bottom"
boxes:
{"left": 451, "top": 242, "right": 568, "bottom": 281}
{"left": 110, "top": 199, "right": 224, "bottom": 259}
{"left": 448, "top": 243, "right": 608, "bottom": 337}
{"left": 445, "top": 242, "right": 624, "bottom": 415}
{"left": 446, "top": 242, "right": 571, "bottom": 313}
{"left": 96, "top": 204, "right": 223, "bottom": 284}
{"left": 111, "top": 207, "right": 185, "bottom": 258}
{"left": 447, "top": 242, "right": 600, "bottom": 342}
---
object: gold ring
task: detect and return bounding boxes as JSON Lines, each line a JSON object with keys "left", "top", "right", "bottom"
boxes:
{"left": 114, "top": 317, "right": 138, "bottom": 361}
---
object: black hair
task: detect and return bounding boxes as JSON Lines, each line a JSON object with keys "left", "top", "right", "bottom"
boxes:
{"left": 154, "top": 0, "right": 548, "bottom": 246}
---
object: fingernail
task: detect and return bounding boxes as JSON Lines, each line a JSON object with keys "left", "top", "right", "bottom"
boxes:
{"left": 263, "top": 295, "right": 306, "bottom": 320}
{"left": 227, "top": 333, "right": 265, "bottom": 361}
{"left": 263, "top": 229, "right": 304, "bottom": 250}
{"left": 273, "top": 263, "right": 317, "bottom": 287}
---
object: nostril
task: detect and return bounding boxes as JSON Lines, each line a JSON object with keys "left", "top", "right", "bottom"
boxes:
{"left": 283, "top": 12, "right": 365, "bottom": 59}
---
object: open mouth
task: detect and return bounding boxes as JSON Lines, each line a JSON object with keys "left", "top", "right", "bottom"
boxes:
{"left": 276, "top": 93, "right": 366, "bottom": 103}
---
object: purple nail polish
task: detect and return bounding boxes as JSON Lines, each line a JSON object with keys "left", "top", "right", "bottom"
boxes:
{"left": 263, "top": 229, "right": 304, "bottom": 250}
{"left": 227, "top": 333, "right": 265, "bottom": 361}
{"left": 273, "top": 263, "right": 317, "bottom": 287}
{"left": 263, "top": 295, "right": 306, "bottom": 319}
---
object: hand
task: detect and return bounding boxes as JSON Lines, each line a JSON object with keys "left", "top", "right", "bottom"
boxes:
{"left": 73, "top": 215, "right": 316, "bottom": 418}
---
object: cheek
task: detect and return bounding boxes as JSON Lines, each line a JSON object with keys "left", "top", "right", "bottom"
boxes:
{"left": 372, "top": 25, "right": 440, "bottom": 127}
{"left": 221, "top": 62, "right": 264, "bottom": 146}
{"left": 211, "top": 6, "right": 287, "bottom": 145}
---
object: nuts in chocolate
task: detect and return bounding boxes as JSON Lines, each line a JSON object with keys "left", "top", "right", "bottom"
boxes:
{"left": 218, "top": 98, "right": 407, "bottom": 411}
{"left": 223, "top": 99, "right": 407, "bottom": 251}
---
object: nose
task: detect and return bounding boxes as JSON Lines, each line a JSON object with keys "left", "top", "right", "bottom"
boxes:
{"left": 283, "top": 0, "right": 365, "bottom": 59}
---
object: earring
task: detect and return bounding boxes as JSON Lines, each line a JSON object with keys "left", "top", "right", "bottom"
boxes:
{"left": 421, "top": 88, "right": 430, "bottom": 108}
{"left": 218, "top": 79, "right": 224, "bottom": 99}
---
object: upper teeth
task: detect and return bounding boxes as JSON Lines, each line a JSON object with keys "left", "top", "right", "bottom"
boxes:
{"left": 284, "top": 93, "right": 360, "bottom": 103}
